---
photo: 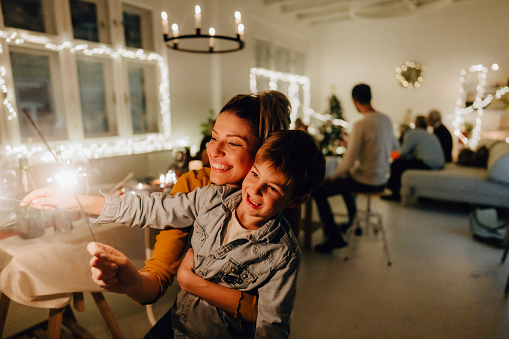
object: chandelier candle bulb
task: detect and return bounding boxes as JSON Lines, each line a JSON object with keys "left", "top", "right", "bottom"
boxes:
{"left": 238, "top": 24, "right": 244, "bottom": 40}
{"left": 195, "top": 5, "right": 201, "bottom": 32}
{"left": 161, "top": 11, "right": 169, "bottom": 35}
{"left": 209, "top": 28, "right": 215, "bottom": 49}
{"left": 235, "top": 11, "right": 242, "bottom": 33}
{"left": 172, "top": 24, "right": 179, "bottom": 44}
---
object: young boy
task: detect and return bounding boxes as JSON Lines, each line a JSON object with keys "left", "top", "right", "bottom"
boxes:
{"left": 77, "top": 130, "right": 324, "bottom": 338}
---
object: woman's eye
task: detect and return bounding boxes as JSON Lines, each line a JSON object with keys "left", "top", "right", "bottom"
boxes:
{"left": 228, "top": 142, "right": 241, "bottom": 147}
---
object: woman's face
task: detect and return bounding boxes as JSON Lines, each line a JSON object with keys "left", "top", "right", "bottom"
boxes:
{"left": 207, "top": 112, "right": 259, "bottom": 187}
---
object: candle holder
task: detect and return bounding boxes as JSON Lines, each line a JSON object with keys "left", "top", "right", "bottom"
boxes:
{"left": 162, "top": 8, "right": 244, "bottom": 54}
{"left": 164, "top": 30, "right": 244, "bottom": 53}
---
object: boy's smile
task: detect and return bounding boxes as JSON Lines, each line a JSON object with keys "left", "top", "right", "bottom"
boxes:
{"left": 236, "top": 162, "right": 297, "bottom": 230}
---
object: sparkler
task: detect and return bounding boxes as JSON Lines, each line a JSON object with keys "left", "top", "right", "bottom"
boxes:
{"left": 22, "top": 110, "right": 97, "bottom": 243}
{"left": 0, "top": 196, "right": 22, "bottom": 202}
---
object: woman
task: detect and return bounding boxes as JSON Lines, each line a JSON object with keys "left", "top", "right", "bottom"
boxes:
{"left": 137, "top": 91, "right": 301, "bottom": 336}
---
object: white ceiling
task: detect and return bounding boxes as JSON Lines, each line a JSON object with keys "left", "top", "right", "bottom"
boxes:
{"left": 262, "top": 0, "right": 474, "bottom": 25}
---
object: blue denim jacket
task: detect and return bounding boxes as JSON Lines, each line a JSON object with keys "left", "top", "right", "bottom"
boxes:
{"left": 95, "top": 185, "right": 301, "bottom": 339}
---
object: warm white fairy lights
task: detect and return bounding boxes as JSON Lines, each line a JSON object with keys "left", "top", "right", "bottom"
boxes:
{"left": 453, "top": 64, "right": 509, "bottom": 149}
{"left": 250, "top": 67, "right": 311, "bottom": 127}
{"left": 0, "top": 29, "right": 172, "bottom": 163}
{"left": 396, "top": 61, "right": 424, "bottom": 88}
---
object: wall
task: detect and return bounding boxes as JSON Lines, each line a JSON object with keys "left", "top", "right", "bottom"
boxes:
{"left": 307, "top": 0, "right": 509, "bottom": 133}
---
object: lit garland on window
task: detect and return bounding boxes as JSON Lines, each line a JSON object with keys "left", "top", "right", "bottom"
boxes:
{"left": 249, "top": 67, "right": 349, "bottom": 138}
{"left": 249, "top": 67, "right": 311, "bottom": 127}
{"left": 0, "top": 29, "right": 172, "bottom": 163}
{"left": 453, "top": 64, "right": 509, "bottom": 149}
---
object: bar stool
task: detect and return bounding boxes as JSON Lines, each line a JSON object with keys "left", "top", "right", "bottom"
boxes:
{"left": 343, "top": 191, "right": 392, "bottom": 266}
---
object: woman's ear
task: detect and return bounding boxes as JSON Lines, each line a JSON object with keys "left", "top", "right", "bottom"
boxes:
{"left": 288, "top": 194, "right": 309, "bottom": 209}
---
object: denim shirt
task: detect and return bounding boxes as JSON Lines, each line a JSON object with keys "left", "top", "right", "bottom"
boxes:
{"left": 95, "top": 185, "right": 302, "bottom": 339}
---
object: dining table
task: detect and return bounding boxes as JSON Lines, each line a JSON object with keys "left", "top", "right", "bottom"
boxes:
{"left": 0, "top": 210, "right": 146, "bottom": 339}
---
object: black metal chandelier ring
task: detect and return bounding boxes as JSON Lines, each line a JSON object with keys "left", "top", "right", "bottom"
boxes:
{"left": 163, "top": 32, "right": 244, "bottom": 54}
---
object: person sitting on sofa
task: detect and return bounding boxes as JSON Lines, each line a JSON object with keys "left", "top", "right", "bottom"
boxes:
{"left": 427, "top": 109, "right": 453, "bottom": 163}
{"left": 382, "top": 115, "right": 445, "bottom": 201}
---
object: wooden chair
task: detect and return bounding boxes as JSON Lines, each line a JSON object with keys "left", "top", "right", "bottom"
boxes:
{"left": 343, "top": 191, "right": 392, "bottom": 266}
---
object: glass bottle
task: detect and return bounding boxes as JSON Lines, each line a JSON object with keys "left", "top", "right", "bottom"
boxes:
{"left": 16, "top": 157, "right": 44, "bottom": 239}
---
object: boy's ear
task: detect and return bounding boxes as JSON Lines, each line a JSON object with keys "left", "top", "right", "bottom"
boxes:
{"left": 288, "top": 194, "right": 309, "bottom": 209}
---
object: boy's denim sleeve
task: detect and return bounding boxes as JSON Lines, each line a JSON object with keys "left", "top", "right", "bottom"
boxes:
{"left": 92, "top": 188, "right": 209, "bottom": 229}
{"left": 255, "top": 252, "right": 301, "bottom": 339}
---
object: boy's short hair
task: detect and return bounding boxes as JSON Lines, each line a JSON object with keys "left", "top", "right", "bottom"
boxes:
{"left": 255, "top": 130, "right": 325, "bottom": 196}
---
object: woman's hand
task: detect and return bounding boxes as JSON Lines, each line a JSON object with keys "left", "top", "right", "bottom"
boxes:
{"left": 177, "top": 248, "right": 198, "bottom": 292}
{"left": 87, "top": 242, "right": 142, "bottom": 294}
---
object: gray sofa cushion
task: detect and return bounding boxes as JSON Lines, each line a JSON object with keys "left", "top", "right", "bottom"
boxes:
{"left": 487, "top": 142, "right": 509, "bottom": 185}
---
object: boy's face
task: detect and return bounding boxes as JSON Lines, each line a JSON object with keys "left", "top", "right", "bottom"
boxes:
{"left": 237, "top": 161, "right": 305, "bottom": 229}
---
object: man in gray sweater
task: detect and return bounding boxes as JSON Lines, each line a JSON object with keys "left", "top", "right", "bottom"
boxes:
{"left": 314, "top": 83, "right": 399, "bottom": 254}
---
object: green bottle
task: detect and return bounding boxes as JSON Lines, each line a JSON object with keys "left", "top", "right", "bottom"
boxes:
{"left": 16, "top": 158, "right": 44, "bottom": 239}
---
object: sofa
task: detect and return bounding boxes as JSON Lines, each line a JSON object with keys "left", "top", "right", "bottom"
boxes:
{"left": 401, "top": 140, "right": 509, "bottom": 208}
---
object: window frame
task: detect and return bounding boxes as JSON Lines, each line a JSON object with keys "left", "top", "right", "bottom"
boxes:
{"left": 0, "top": 0, "right": 170, "bottom": 164}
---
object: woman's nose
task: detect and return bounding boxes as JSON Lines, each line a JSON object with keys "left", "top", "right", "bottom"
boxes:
{"left": 208, "top": 141, "right": 224, "bottom": 157}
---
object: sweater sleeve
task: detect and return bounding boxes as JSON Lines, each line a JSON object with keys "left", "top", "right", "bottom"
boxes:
{"left": 139, "top": 169, "right": 212, "bottom": 300}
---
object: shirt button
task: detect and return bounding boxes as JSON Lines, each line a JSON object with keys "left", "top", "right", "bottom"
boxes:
{"left": 181, "top": 314, "right": 187, "bottom": 320}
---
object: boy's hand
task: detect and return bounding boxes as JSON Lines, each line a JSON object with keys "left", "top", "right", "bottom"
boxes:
{"left": 87, "top": 242, "right": 141, "bottom": 294}
{"left": 20, "top": 185, "right": 77, "bottom": 211}
{"left": 177, "top": 248, "right": 197, "bottom": 292}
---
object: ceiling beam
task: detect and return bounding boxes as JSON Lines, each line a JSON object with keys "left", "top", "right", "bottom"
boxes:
{"left": 296, "top": 5, "right": 350, "bottom": 20}
{"left": 281, "top": 0, "right": 352, "bottom": 13}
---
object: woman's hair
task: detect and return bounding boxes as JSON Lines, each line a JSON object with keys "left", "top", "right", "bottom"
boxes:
{"left": 219, "top": 91, "right": 291, "bottom": 149}
{"left": 255, "top": 130, "right": 325, "bottom": 196}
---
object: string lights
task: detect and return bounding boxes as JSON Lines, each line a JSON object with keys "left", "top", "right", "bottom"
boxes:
{"left": 396, "top": 61, "right": 424, "bottom": 88}
{"left": 0, "top": 29, "right": 172, "bottom": 163}
{"left": 249, "top": 67, "right": 348, "bottom": 134}
{"left": 250, "top": 67, "right": 311, "bottom": 127}
{"left": 453, "top": 63, "right": 509, "bottom": 149}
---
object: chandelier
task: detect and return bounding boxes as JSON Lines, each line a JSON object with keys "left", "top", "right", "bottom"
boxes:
{"left": 161, "top": 6, "right": 245, "bottom": 54}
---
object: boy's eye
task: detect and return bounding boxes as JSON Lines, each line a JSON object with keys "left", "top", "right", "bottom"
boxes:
{"left": 269, "top": 185, "right": 278, "bottom": 192}
{"left": 251, "top": 171, "right": 259, "bottom": 178}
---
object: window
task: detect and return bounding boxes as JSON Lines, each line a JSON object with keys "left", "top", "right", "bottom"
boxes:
{"left": 76, "top": 58, "right": 117, "bottom": 138}
{"left": 122, "top": 3, "right": 153, "bottom": 50}
{"left": 0, "top": 0, "right": 170, "bottom": 161}
{"left": 127, "top": 62, "right": 158, "bottom": 134}
{"left": 254, "top": 40, "right": 306, "bottom": 75}
{"left": 10, "top": 49, "right": 67, "bottom": 142}
{"left": 255, "top": 40, "right": 271, "bottom": 69}
{"left": 274, "top": 46, "right": 290, "bottom": 74}
{"left": 250, "top": 68, "right": 310, "bottom": 127}
{"left": 69, "top": 0, "right": 110, "bottom": 44}
{"left": 0, "top": 0, "right": 56, "bottom": 34}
